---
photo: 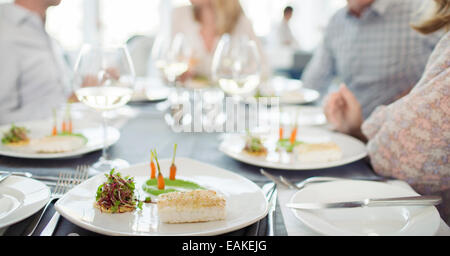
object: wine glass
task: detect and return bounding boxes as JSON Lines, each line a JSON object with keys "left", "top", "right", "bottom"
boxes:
{"left": 212, "top": 34, "right": 261, "bottom": 101}
{"left": 152, "top": 33, "right": 193, "bottom": 127}
{"left": 73, "top": 44, "right": 135, "bottom": 173}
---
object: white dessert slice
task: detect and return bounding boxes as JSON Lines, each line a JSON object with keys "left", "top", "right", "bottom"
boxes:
{"left": 157, "top": 190, "right": 226, "bottom": 224}
{"left": 294, "top": 142, "right": 343, "bottom": 163}
{"left": 30, "top": 135, "right": 87, "bottom": 153}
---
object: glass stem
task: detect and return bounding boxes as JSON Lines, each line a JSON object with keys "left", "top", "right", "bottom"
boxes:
{"left": 101, "top": 111, "right": 108, "bottom": 160}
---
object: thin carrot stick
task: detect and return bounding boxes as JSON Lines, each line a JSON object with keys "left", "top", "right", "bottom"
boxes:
{"left": 169, "top": 144, "right": 177, "bottom": 180}
{"left": 52, "top": 108, "right": 58, "bottom": 136}
{"left": 153, "top": 150, "right": 165, "bottom": 189}
{"left": 279, "top": 127, "right": 284, "bottom": 140}
{"left": 150, "top": 150, "right": 156, "bottom": 179}
{"left": 67, "top": 103, "right": 72, "bottom": 134}
{"left": 290, "top": 126, "right": 297, "bottom": 144}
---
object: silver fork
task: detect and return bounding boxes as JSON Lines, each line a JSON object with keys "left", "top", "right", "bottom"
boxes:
{"left": 24, "top": 171, "right": 70, "bottom": 236}
{"left": 38, "top": 166, "right": 89, "bottom": 236}
{"left": 279, "top": 175, "right": 393, "bottom": 190}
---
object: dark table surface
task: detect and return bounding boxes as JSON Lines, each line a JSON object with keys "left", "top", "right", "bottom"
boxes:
{"left": 0, "top": 102, "right": 380, "bottom": 236}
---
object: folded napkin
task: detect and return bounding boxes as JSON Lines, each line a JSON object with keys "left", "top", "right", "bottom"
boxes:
{"left": 278, "top": 179, "right": 450, "bottom": 236}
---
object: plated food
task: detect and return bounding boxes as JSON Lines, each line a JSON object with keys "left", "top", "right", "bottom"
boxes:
{"left": 95, "top": 169, "right": 149, "bottom": 213}
{"left": 1, "top": 105, "right": 88, "bottom": 154}
{"left": 55, "top": 158, "right": 267, "bottom": 236}
{"left": 1, "top": 125, "right": 30, "bottom": 146}
{"left": 0, "top": 115, "right": 120, "bottom": 159}
{"left": 243, "top": 131, "right": 267, "bottom": 156}
{"left": 294, "top": 142, "right": 342, "bottom": 163}
{"left": 94, "top": 145, "right": 227, "bottom": 225}
{"left": 158, "top": 190, "right": 226, "bottom": 224}
{"left": 220, "top": 127, "right": 367, "bottom": 170}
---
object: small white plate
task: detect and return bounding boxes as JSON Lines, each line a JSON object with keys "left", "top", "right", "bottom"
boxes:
{"left": 55, "top": 158, "right": 268, "bottom": 236}
{"left": 280, "top": 106, "right": 327, "bottom": 127}
{"left": 289, "top": 180, "right": 441, "bottom": 236}
{"left": 219, "top": 127, "right": 367, "bottom": 170}
{"left": 0, "top": 176, "right": 50, "bottom": 228}
{"left": 0, "top": 119, "right": 120, "bottom": 159}
{"left": 131, "top": 77, "right": 170, "bottom": 102}
{"left": 252, "top": 77, "right": 320, "bottom": 105}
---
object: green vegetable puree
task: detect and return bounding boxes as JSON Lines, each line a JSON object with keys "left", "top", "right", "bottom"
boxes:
{"left": 277, "top": 138, "right": 303, "bottom": 152}
{"left": 142, "top": 178, "right": 205, "bottom": 196}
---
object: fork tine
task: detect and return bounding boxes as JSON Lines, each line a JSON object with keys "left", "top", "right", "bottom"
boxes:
{"left": 54, "top": 172, "right": 64, "bottom": 195}
{"left": 63, "top": 172, "right": 72, "bottom": 194}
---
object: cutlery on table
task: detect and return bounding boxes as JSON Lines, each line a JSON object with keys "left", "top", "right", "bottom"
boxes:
{"left": 0, "top": 170, "right": 65, "bottom": 183}
{"left": 260, "top": 169, "right": 283, "bottom": 186}
{"left": 23, "top": 165, "right": 89, "bottom": 236}
{"left": 279, "top": 174, "right": 393, "bottom": 190}
{"left": 286, "top": 195, "right": 442, "bottom": 210}
{"left": 262, "top": 182, "right": 277, "bottom": 236}
{"left": 39, "top": 165, "right": 89, "bottom": 236}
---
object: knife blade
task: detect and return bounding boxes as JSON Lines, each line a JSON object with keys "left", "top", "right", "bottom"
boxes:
{"left": 286, "top": 195, "right": 442, "bottom": 210}
{"left": 262, "top": 182, "right": 277, "bottom": 236}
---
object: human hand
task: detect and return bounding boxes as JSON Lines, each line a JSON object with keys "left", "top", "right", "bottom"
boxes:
{"left": 324, "top": 84, "right": 365, "bottom": 140}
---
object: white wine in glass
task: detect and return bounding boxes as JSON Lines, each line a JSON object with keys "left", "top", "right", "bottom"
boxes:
{"left": 212, "top": 34, "right": 261, "bottom": 99}
{"left": 73, "top": 45, "right": 135, "bottom": 174}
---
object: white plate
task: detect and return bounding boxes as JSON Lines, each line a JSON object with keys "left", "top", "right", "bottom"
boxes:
{"left": 0, "top": 176, "right": 50, "bottom": 228}
{"left": 0, "top": 119, "right": 120, "bottom": 159}
{"left": 131, "top": 77, "right": 170, "bottom": 102}
{"left": 219, "top": 127, "right": 367, "bottom": 170}
{"left": 251, "top": 77, "right": 320, "bottom": 105}
{"left": 55, "top": 158, "right": 268, "bottom": 236}
{"left": 280, "top": 106, "right": 327, "bottom": 127}
{"left": 289, "top": 180, "right": 441, "bottom": 236}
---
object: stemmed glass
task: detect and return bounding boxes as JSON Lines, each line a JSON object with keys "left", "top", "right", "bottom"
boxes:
{"left": 151, "top": 33, "right": 192, "bottom": 126}
{"left": 73, "top": 45, "right": 135, "bottom": 173}
{"left": 212, "top": 34, "right": 261, "bottom": 102}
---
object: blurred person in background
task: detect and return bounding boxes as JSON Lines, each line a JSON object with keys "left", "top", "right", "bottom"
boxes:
{"left": 302, "top": 0, "right": 441, "bottom": 118}
{"left": 275, "top": 6, "right": 299, "bottom": 49}
{"left": 324, "top": 0, "right": 450, "bottom": 224}
{"left": 0, "top": 0, "right": 70, "bottom": 125}
{"left": 167, "top": 0, "right": 270, "bottom": 81}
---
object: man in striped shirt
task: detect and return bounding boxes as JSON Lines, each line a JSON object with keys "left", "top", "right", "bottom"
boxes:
{"left": 301, "top": 0, "right": 441, "bottom": 118}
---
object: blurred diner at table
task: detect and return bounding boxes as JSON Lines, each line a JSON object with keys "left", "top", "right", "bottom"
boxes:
{"left": 166, "top": 0, "right": 270, "bottom": 82}
{"left": 302, "top": 0, "right": 442, "bottom": 118}
{"left": 324, "top": 0, "right": 450, "bottom": 223}
{"left": 0, "top": 0, "right": 70, "bottom": 125}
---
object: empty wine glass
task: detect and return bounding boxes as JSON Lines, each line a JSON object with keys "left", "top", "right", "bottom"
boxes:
{"left": 73, "top": 45, "right": 135, "bottom": 173}
{"left": 152, "top": 33, "right": 193, "bottom": 127}
{"left": 212, "top": 34, "right": 261, "bottom": 101}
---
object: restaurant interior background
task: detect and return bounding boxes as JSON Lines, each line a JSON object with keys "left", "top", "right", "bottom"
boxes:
{"left": 0, "top": 0, "right": 346, "bottom": 78}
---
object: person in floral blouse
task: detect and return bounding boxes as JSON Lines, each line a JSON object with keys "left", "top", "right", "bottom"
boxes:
{"left": 324, "top": 0, "right": 450, "bottom": 224}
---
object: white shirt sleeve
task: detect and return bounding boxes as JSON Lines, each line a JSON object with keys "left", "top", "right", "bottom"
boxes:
{"left": 0, "top": 39, "right": 20, "bottom": 116}
{"left": 301, "top": 35, "right": 336, "bottom": 93}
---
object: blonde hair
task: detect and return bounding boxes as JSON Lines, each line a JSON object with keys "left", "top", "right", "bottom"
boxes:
{"left": 412, "top": 0, "right": 450, "bottom": 34}
{"left": 194, "top": 0, "right": 243, "bottom": 35}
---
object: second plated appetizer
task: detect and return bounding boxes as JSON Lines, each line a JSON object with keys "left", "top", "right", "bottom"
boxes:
{"left": 242, "top": 131, "right": 267, "bottom": 156}
{"left": 1, "top": 125, "right": 30, "bottom": 146}
{"left": 294, "top": 142, "right": 343, "bottom": 163}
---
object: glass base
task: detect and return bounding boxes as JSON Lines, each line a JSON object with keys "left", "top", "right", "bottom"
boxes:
{"left": 88, "top": 157, "right": 130, "bottom": 176}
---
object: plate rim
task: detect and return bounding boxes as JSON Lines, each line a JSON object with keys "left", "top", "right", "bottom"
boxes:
{"left": 0, "top": 176, "right": 51, "bottom": 228}
{"left": 288, "top": 180, "right": 441, "bottom": 236}
{"left": 55, "top": 157, "right": 269, "bottom": 236}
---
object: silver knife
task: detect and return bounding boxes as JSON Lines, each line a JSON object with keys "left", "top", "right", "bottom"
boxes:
{"left": 262, "top": 182, "right": 277, "bottom": 236}
{"left": 286, "top": 195, "right": 442, "bottom": 210}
